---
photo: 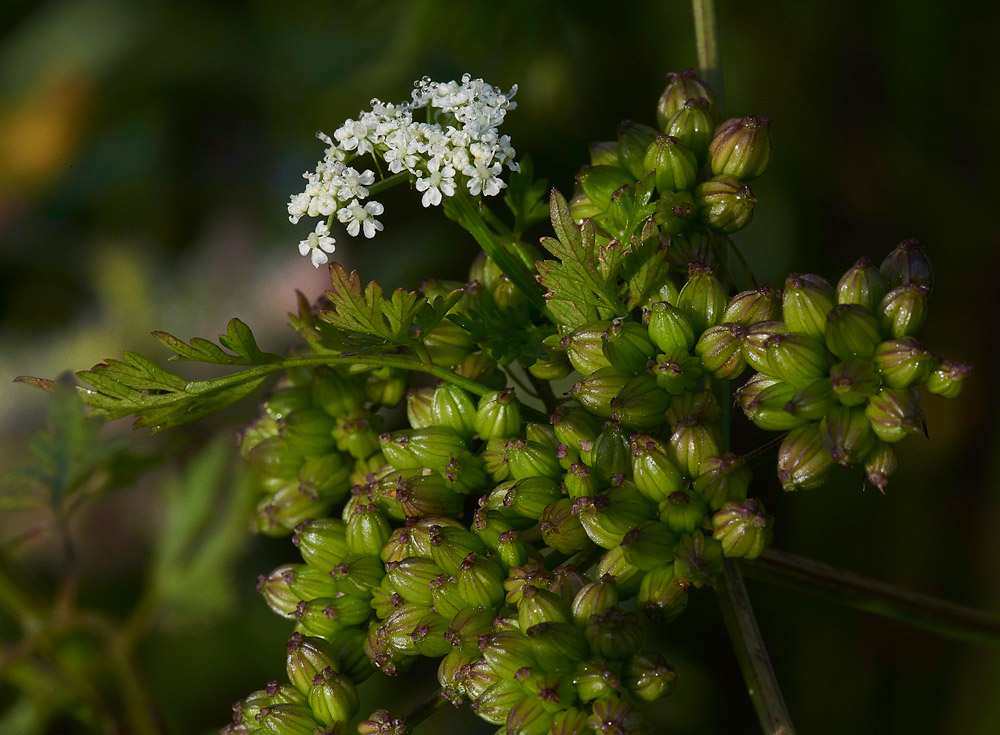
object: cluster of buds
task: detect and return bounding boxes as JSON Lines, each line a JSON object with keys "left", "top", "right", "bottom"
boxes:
{"left": 229, "top": 71, "right": 967, "bottom": 735}
{"left": 570, "top": 68, "right": 771, "bottom": 266}
{"left": 734, "top": 239, "right": 968, "bottom": 491}
{"left": 239, "top": 365, "right": 406, "bottom": 535}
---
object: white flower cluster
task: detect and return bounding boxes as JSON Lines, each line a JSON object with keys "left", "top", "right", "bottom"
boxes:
{"left": 290, "top": 74, "right": 519, "bottom": 267}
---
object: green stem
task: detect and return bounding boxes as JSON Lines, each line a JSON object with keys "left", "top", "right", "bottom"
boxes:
{"left": 445, "top": 191, "right": 551, "bottom": 318}
{"left": 692, "top": 0, "right": 724, "bottom": 107}
{"left": 0, "top": 560, "right": 45, "bottom": 633}
{"left": 716, "top": 560, "right": 797, "bottom": 734}
{"left": 741, "top": 549, "right": 1000, "bottom": 649}
{"left": 368, "top": 171, "right": 410, "bottom": 196}
{"left": 404, "top": 687, "right": 448, "bottom": 731}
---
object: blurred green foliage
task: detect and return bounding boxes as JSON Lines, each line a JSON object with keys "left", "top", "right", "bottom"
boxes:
{"left": 1, "top": 0, "right": 998, "bottom": 733}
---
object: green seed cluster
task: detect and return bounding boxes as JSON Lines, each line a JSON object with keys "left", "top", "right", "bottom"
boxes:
{"left": 734, "top": 239, "right": 968, "bottom": 492}
{"left": 571, "top": 67, "right": 771, "bottom": 241}
{"left": 226, "top": 70, "right": 966, "bottom": 735}
{"left": 239, "top": 366, "right": 406, "bottom": 536}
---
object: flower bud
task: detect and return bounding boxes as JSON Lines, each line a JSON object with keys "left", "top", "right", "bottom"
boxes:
{"left": 233, "top": 682, "right": 307, "bottom": 727}
{"left": 621, "top": 520, "right": 678, "bottom": 570}
{"left": 878, "top": 284, "right": 930, "bottom": 339}
{"left": 505, "top": 695, "right": 555, "bottom": 735}
{"left": 429, "top": 526, "right": 487, "bottom": 575}
{"left": 282, "top": 564, "right": 342, "bottom": 602}
{"left": 385, "top": 557, "right": 442, "bottom": 607}
{"left": 643, "top": 134, "right": 699, "bottom": 192}
{"left": 524, "top": 622, "right": 590, "bottom": 672}
{"left": 670, "top": 420, "right": 722, "bottom": 478}
{"left": 723, "top": 285, "right": 782, "bottom": 326}
{"left": 562, "top": 321, "right": 615, "bottom": 376}
{"left": 694, "top": 175, "right": 756, "bottom": 234}
{"left": 874, "top": 337, "right": 936, "bottom": 388}
{"left": 741, "top": 320, "right": 787, "bottom": 373}
{"left": 405, "top": 387, "right": 435, "bottom": 429}
{"left": 279, "top": 409, "right": 337, "bottom": 457}
{"left": 663, "top": 97, "right": 715, "bottom": 161}
{"left": 709, "top": 115, "right": 773, "bottom": 180}
{"left": 695, "top": 323, "right": 748, "bottom": 379}
{"left": 602, "top": 319, "right": 656, "bottom": 375}
{"left": 529, "top": 348, "right": 574, "bottom": 381}
{"left": 672, "top": 531, "right": 724, "bottom": 587}
{"left": 644, "top": 300, "right": 697, "bottom": 353}
{"left": 657, "top": 69, "right": 717, "bottom": 129}
{"left": 865, "top": 387, "right": 924, "bottom": 442}
{"left": 457, "top": 554, "right": 506, "bottom": 609}
{"left": 596, "top": 546, "right": 645, "bottom": 599}
{"left": 329, "top": 553, "right": 384, "bottom": 599}
{"left": 346, "top": 503, "right": 392, "bottom": 556}
{"left": 864, "top": 441, "right": 898, "bottom": 492}
{"left": 540, "top": 499, "right": 590, "bottom": 554}
{"left": 777, "top": 424, "right": 834, "bottom": 491}
{"left": 880, "top": 238, "right": 933, "bottom": 291}
{"left": 653, "top": 189, "right": 699, "bottom": 234}
{"left": 925, "top": 360, "right": 972, "bottom": 398}
{"left": 625, "top": 650, "right": 678, "bottom": 702}
{"left": 585, "top": 607, "right": 643, "bottom": 659}
{"left": 507, "top": 439, "right": 563, "bottom": 482}
{"left": 693, "top": 453, "right": 751, "bottom": 511}
{"left": 825, "top": 304, "right": 881, "bottom": 360}
{"left": 610, "top": 375, "right": 671, "bottom": 428}
{"left": 551, "top": 404, "right": 602, "bottom": 454}
{"left": 424, "top": 320, "right": 475, "bottom": 366}
{"left": 445, "top": 608, "right": 495, "bottom": 655}
{"left": 519, "top": 586, "right": 573, "bottom": 630}
{"left": 829, "top": 358, "right": 882, "bottom": 407}
{"left": 712, "top": 498, "right": 773, "bottom": 559}
{"left": 657, "top": 489, "right": 708, "bottom": 535}
{"left": 784, "top": 378, "right": 837, "bottom": 421}
{"left": 629, "top": 433, "right": 684, "bottom": 502}
{"left": 617, "top": 119, "right": 659, "bottom": 180}
{"left": 677, "top": 264, "right": 729, "bottom": 336}
{"left": 357, "top": 709, "right": 406, "bottom": 735}
{"left": 474, "top": 388, "right": 522, "bottom": 440}
{"left": 308, "top": 667, "right": 360, "bottom": 725}
{"left": 571, "top": 367, "right": 630, "bottom": 420}
{"left": 637, "top": 566, "right": 690, "bottom": 622}
{"left": 286, "top": 633, "right": 340, "bottom": 694}
{"left": 258, "top": 566, "right": 305, "bottom": 618}
{"left": 743, "top": 380, "right": 805, "bottom": 431}
{"left": 764, "top": 332, "right": 830, "bottom": 385}
{"left": 471, "top": 680, "right": 525, "bottom": 726}
{"left": 782, "top": 273, "right": 836, "bottom": 339}
{"left": 837, "top": 255, "right": 887, "bottom": 313}
{"left": 293, "top": 519, "right": 349, "bottom": 570}
{"left": 255, "top": 704, "right": 325, "bottom": 735}
{"left": 431, "top": 383, "right": 478, "bottom": 440}
{"left": 573, "top": 659, "right": 621, "bottom": 703}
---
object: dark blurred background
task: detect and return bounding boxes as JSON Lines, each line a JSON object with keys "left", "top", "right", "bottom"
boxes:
{"left": 1, "top": 1, "right": 998, "bottom": 733}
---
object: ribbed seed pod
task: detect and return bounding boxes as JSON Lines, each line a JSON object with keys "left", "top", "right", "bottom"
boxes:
{"left": 610, "top": 375, "right": 672, "bottom": 428}
{"left": 723, "top": 285, "right": 782, "bottom": 326}
{"left": 571, "top": 367, "right": 631, "bottom": 420}
{"left": 837, "top": 256, "right": 887, "bottom": 313}
{"left": 693, "top": 175, "right": 756, "bottom": 234}
{"left": 540, "top": 499, "right": 590, "bottom": 554}
{"left": 829, "top": 358, "right": 882, "bottom": 407}
{"left": 874, "top": 338, "right": 936, "bottom": 388}
{"left": 712, "top": 499, "right": 773, "bottom": 559}
{"left": 657, "top": 490, "right": 708, "bottom": 535}
{"left": 825, "top": 304, "right": 881, "bottom": 360}
{"left": 783, "top": 273, "right": 836, "bottom": 339}
{"left": 637, "top": 566, "right": 690, "bottom": 622}
{"left": 878, "top": 284, "right": 930, "bottom": 339}
{"left": 695, "top": 323, "right": 748, "bottom": 379}
{"left": 652, "top": 348, "right": 704, "bottom": 396}
{"left": 708, "top": 115, "right": 773, "bottom": 180}
{"left": 620, "top": 520, "right": 678, "bottom": 570}
{"left": 431, "top": 383, "right": 478, "bottom": 440}
{"left": 643, "top": 134, "right": 699, "bottom": 192}
{"left": 475, "top": 388, "right": 523, "bottom": 440}
{"left": 677, "top": 264, "right": 729, "bottom": 336}
{"left": 602, "top": 319, "right": 657, "bottom": 375}
{"left": 657, "top": 69, "right": 717, "bottom": 130}
{"left": 672, "top": 532, "right": 724, "bottom": 587}
{"left": 777, "top": 424, "right": 834, "bottom": 491}
{"left": 784, "top": 378, "right": 837, "bottom": 421}
{"left": 925, "top": 360, "right": 971, "bottom": 398}
{"left": 625, "top": 650, "right": 678, "bottom": 702}
{"left": 693, "top": 453, "right": 751, "bottom": 511}
{"left": 563, "top": 322, "right": 615, "bottom": 376}
{"left": 663, "top": 97, "right": 715, "bottom": 161}
{"left": 880, "top": 238, "right": 933, "bottom": 291}
{"left": 308, "top": 667, "right": 360, "bottom": 726}
{"left": 864, "top": 441, "right": 898, "bottom": 492}
{"left": 617, "top": 119, "right": 658, "bottom": 179}
{"left": 865, "top": 387, "right": 924, "bottom": 442}
{"left": 644, "top": 300, "right": 697, "bottom": 353}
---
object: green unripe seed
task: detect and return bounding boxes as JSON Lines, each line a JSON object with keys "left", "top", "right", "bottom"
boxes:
{"left": 708, "top": 115, "right": 773, "bottom": 180}
{"left": 783, "top": 273, "right": 836, "bottom": 339}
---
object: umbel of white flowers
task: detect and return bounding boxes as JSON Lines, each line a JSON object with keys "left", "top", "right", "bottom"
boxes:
{"left": 289, "top": 74, "right": 519, "bottom": 267}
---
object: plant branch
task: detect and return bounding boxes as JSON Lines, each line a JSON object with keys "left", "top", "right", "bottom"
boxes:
{"left": 692, "top": 0, "right": 724, "bottom": 108}
{"left": 404, "top": 687, "right": 448, "bottom": 731}
{"left": 716, "top": 560, "right": 797, "bottom": 734}
{"left": 741, "top": 549, "right": 1000, "bottom": 649}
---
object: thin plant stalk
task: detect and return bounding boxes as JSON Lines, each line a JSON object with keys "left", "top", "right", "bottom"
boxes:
{"left": 742, "top": 549, "right": 1000, "bottom": 649}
